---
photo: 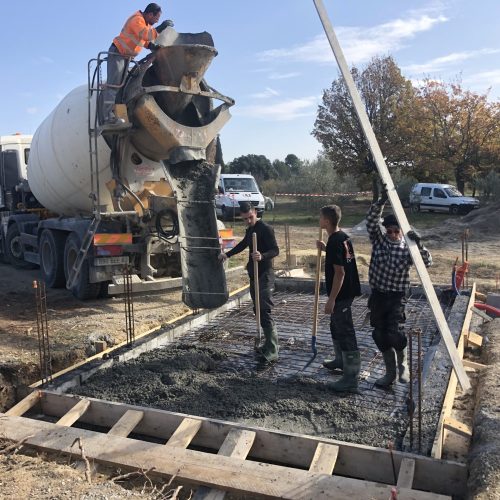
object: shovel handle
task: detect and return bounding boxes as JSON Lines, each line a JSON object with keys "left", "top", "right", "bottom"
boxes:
{"left": 252, "top": 232, "right": 261, "bottom": 342}
{"left": 312, "top": 227, "right": 323, "bottom": 338}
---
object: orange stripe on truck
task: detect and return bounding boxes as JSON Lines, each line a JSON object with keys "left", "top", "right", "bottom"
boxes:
{"left": 94, "top": 233, "right": 132, "bottom": 245}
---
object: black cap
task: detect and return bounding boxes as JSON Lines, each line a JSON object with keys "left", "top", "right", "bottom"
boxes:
{"left": 382, "top": 214, "right": 399, "bottom": 227}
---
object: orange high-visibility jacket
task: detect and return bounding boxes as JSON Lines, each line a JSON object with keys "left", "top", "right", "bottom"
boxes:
{"left": 113, "top": 11, "right": 158, "bottom": 57}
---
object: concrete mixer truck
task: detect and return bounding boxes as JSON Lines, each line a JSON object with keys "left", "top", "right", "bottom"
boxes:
{"left": 0, "top": 29, "right": 234, "bottom": 309}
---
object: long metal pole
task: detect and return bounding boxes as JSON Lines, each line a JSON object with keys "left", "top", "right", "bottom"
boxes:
{"left": 312, "top": 0, "right": 470, "bottom": 391}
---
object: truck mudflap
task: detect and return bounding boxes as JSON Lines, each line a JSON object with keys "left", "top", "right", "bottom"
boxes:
{"left": 165, "top": 161, "right": 228, "bottom": 309}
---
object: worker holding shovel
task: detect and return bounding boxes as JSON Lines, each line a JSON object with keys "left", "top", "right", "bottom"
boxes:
{"left": 218, "top": 202, "right": 280, "bottom": 363}
{"left": 316, "top": 205, "right": 361, "bottom": 392}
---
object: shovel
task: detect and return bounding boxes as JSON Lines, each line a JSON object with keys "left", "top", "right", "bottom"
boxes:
{"left": 252, "top": 232, "right": 261, "bottom": 350}
{"left": 311, "top": 227, "right": 323, "bottom": 357}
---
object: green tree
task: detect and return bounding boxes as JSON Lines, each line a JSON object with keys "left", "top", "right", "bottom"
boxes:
{"left": 285, "top": 154, "right": 302, "bottom": 175}
{"left": 312, "top": 56, "right": 416, "bottom": 198}
{"left": 227, "top": 154, "right": 273, "bottom": 184}
{"left": 412, "top": 80, "right": 500, "bottom": 193}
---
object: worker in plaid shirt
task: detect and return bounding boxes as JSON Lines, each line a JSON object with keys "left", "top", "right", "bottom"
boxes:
{"left": 366, "top": 188, "right": 432, "bottom": 387}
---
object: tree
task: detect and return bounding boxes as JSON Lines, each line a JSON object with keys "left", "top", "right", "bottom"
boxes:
{"left": 227, "top": 154, "right": 274, "bottom": 184}
{"left": 312, "top": 56, "right": 416, "bottom": 198}
{"left": 412, "top": 81, "right": 500, "bottom": 193}
{"left": 272, "top": 159, "right": 291, "bottom": 179}
{"left": 285, "top": 154, "right": 302, "bottom": 175}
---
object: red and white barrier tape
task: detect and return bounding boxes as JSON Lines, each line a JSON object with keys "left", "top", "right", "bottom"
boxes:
{"left": 275, "top": 191, "right": 371, "bottom": 198}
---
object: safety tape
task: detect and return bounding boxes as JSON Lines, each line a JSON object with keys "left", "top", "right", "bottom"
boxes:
{"left": 275, "top": 191, "right": 371, "bottom": 198}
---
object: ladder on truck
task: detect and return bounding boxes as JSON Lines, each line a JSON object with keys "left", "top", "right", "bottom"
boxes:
{"left": 66, "top": 52, "right": 136, "bottom": 291}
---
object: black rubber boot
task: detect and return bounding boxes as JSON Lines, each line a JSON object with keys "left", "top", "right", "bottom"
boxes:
{"left": 396, "top": 348, "right": 409, "bottom": 383}
{"left": 329, "top": 351, "right": 361, "bottom": 393}
{"left": 375, "top": 349, "right": 397, "bottom": 387}
{"left": 323, "top": 340, "right": 343, "bottom": 371}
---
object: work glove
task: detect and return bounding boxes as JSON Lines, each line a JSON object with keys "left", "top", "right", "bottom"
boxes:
{"left": 377, "top": 182, "right": 388, "bottom": 205}
{"left": 156, "top": 19, "right": 174, "bottom": 32}
{"left": 407, "top": 230, "right": 423, "bottom": 249}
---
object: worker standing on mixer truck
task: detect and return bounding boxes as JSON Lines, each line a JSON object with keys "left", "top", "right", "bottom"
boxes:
{"left": 102, "top": 3, "right": 174, "bottom": 126}
{"left": 218, "top": 202, "right": 280, "bottom": 363}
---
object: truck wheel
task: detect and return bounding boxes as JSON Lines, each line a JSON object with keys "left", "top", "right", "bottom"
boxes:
{"left": 40, "top": 229, "right": 66, "bottom": 288}
{"left": 5, "top": 224, "right": 36, "bottom": 269}
{"left": 64, "top": 233, "right": 101, "bottom": 300}
{"left": 450, "top": 205, "right": 459, "bottom": 215}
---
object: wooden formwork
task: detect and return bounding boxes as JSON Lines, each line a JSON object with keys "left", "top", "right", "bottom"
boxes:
{"left": 1, "top": 390, "right": 465, "bottom": 499}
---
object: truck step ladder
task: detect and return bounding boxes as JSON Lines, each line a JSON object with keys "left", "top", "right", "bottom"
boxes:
{"left": 66, "top": 217, "right": 100, "bottom": 290}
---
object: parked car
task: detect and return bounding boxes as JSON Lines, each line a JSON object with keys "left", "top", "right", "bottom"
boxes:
{"left": 409, "top": 183, "right": 479, "bottom": 214}
{"left": 264, "top": 196, "right": 274, "bottom": 211}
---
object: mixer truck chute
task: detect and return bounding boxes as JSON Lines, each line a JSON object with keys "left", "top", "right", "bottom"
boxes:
{"left": 0, "top": 28, "right": 234, "bottom": 309}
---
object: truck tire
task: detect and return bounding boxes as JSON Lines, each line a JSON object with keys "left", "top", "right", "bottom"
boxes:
{"left": 39, "top": 229, "right": 66, "bottom": 288}
{"left": 450, "top": 205, "right": 459, "bottom": 215}
{"left": 64, "top": 233, "right": 101, "bottom": 300}
{"left": 5, "top": 224, "right": 36, "bottom": 269}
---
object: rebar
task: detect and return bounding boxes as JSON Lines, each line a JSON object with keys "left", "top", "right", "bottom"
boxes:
{"left": 417, "top": 327, "right": 423, "bottom": 453}
{"left": 33, "top": 280, "right": 52, "bottom": 385}
{"left": 123, "top": 266, "right": 135, "bottom": 345}
{"left": 284, "top": 224, "right": 291, "bottom": 270}
{"left": 408, "top": 329, "right": 414, "bottom": 449}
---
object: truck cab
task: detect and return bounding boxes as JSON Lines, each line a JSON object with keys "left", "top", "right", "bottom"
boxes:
{"left": 215, "top": 174, "right": 265, "bottom": 220}
{"left": 409, "top": 183, "right": 480, "bottom": 215}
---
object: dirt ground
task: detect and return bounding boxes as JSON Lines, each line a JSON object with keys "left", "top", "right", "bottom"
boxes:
{"left": 1, "top": 205, "right": 499, "bottom": 498}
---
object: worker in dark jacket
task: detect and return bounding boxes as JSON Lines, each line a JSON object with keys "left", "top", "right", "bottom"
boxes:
{"left": 316, "top": 204, "right": 361, "bottom": 392}
{"left": 366, "top": 188, "right": 432, "bottom": 387}
{"left": 219, "top": 202, "right": 280, "bottom": 362}
{"left": 103, "top": 3, "right": 173, "bottom": 126}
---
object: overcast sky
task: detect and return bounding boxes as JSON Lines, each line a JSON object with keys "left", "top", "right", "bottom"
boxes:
{"left": 1, "top": 0, "right": 499, "bottom": 162}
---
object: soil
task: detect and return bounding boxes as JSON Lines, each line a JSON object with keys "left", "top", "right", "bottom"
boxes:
{"left": 1, "top": 208, "right": 500, "bottom": 496}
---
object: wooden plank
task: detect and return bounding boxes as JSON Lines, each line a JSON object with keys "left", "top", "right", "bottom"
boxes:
{"left": 108, "top": 410, "right": 144, "bottom": 437}
{"left": 165, "top": 417, "right": 202, "bottom": 448}
{"left": 471, "top": 307, "right": 492, "bottom": 322}
{"left": 56, "top": 399, "right": 90, "bottom": 427}
{"left": 466, "top": 331, "right": 483, "bottom": 347}
{"left": 5, "top": 390, "right": 40, "bottom": 416}
{"left": 397, "top": 458, "right": 415, "bottom": 489}
{"left": 309, "top": 443, "right": 339, "bottom": 475}
{"left": 0, "top": 415, "right": 449, "bottom": 499}
{"left": 39, "top": 391, "right": 467, "bottom": 497}
{"left": 312, "top": 0, "right": 470, "bottom": 392}
{"left": 194, "top": 429, "right": 256, "bottom": 500}
{"left": 463, "top": 359, "right": 487, "bottom": 370}
{"left": 431, "top": 284, "right": 475, "bottom": 459}
{"left": 443, "top": 417, "right": 472, "bottom": 439}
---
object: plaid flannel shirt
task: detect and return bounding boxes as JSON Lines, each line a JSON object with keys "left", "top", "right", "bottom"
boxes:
{"left": 366, "top": 202, "right": 432, "bottom": 292}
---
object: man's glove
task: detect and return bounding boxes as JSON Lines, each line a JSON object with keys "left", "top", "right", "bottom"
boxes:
{"left": 377, "top": 182, "right": 388, "bottom": 205}
{"left": 156, "top": 19, "right": 174, "bottom": 32}
{"left": 149, "top": 42, "right": 159, "bottom": 52}
{"left": 407, "top": 230, "right": 423, "bottom": 249}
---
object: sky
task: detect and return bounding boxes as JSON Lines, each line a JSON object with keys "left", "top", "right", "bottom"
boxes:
{"left": 1, "top": 0, "right": 499, "bottom": 163}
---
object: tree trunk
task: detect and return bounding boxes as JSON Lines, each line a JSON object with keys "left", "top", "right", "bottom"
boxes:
{"left": 455, "top": 165, "right": 466, "bottom": 194}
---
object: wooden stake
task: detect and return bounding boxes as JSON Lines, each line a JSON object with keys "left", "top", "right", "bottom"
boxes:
{"left": 252, "top": 232, "right": 261, "bottom": 348}
{"left": 311, "top": 228, "right": 323, "bottom": 355}
{"left": 312, "top": 0, "right": 470, "bottom": 391}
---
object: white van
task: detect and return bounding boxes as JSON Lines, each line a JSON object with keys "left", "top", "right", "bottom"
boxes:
{"left": 409, "top": 183, "right": 479, "bottom": 214}
{"left": 215, "top": 174, "right": 265, "bottom": 220}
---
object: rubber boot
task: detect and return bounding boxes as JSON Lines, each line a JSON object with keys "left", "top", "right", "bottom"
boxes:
{"left": 375, "top": 349, "right": 397, "bottom": 387}
{"left": 396, "top": 348, "right": 409, "bottom": 383}
{"left": 323, "top": 340, "right": 343, "bottom": 371}
{"left": 329, "top": 351, "right": 360, "bottom": 393}
{"left": 259, "top": 326, "right": 279, "bottom": 363}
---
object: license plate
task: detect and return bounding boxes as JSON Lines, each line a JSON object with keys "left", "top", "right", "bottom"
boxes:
{"left": 95, "top": 256, "right": 129, "bottom": 266}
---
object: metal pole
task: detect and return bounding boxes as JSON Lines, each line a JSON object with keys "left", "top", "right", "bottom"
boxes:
{"left": 312, "top": 0, "right": 470, "bottom": 391}
{"left": 417, "top": 328, "right": 423, "bottom": 453}
{"left": 311, "top": 227, "right": 323, "bottom": 356}
{"left": 408, "top": 330, "right": 414, "bottom": 450}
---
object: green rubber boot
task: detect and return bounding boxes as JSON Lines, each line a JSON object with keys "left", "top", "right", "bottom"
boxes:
{"left": 375, "top": 349, "right": 397, "bottom": 387}
{"left": 323, "top": 340, "right": 343, "bottom": 371}
{"left": 259, "top": 326, "right": 279, "bottom": 363}
{"left": 396, "top": 348, "right": 409, "bottom": 383}
{"left": 329, "top": 351, "right": 361, "bottom": 393}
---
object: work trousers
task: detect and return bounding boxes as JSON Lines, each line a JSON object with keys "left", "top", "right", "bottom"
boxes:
{"left": 249, "top": 269, "right": 275, "bottom": 330}
{"left": 368, "top": 289, "right": 408, "bottom": 352}
{"left": 102, "top": 44, "right": 129, "bottom": 120}
{"left": 330, "top": 298, "right": 358, "bottom": 351}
